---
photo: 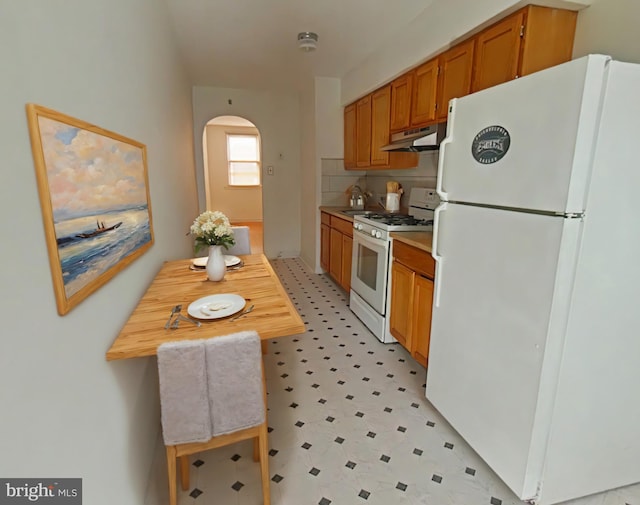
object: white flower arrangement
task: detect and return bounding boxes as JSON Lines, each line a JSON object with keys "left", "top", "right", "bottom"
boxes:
{"left": 190, "top": 210, "right": 235, "bottom": 253}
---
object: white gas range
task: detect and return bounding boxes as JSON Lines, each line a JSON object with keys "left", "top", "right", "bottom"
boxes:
{"left": 350, "top": 188, "right": 439, "bottom": 343}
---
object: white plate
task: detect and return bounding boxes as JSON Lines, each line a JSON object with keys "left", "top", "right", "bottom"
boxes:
{"left": 192, "top": 255, "right": 242, "bottom": 268}
{"left": 225, "top": 255, "right": 241, "bottom": 267}
{"left": 187, "top": 294, "right": 246, "bottom": 320}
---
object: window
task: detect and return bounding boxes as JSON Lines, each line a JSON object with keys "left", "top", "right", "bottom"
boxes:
{"left": 226, "top": 134, "right": 261, "bottom": 186}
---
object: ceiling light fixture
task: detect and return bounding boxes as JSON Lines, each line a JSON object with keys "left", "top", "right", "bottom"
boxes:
{"left": 297, "top": 32, "right": 318, "bottom": 52}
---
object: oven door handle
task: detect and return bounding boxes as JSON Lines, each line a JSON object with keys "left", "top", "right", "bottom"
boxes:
{"left": 432, "top": 203, "right": 446, "bottom": 308}
{"left": 353, "top": 229, "right": 388, "bottom": 251}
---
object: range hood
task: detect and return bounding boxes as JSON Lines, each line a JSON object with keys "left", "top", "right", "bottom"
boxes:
{"left": 380, "top": 123, "right": 447, "bottom": 152}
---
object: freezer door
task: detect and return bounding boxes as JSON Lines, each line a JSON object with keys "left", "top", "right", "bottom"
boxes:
{"left": 437, "top": 54, "right": 609, "bottom": 214}
{"left": 427, "top": 203, "right": 582, "bottom": 500}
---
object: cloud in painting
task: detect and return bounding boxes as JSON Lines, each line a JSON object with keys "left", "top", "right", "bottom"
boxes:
{"left": 38, "top": 116, "right": 148, "bottom": 221}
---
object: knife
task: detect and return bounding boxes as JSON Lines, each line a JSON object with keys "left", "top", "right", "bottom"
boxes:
{"left": 171, "top": 313, "right": 202, "bottom": 329}
{"left": 164, "top": 304, "right": 182, "bottom": 329}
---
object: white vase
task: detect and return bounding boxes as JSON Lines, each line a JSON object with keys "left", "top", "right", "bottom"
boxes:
{"left": 206, "top": 245, "right": 226, "bottom": 282}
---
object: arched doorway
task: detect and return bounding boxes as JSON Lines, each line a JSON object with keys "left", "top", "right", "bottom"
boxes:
{"left": 202, "top": 115, "right": 263, "bottom": 253}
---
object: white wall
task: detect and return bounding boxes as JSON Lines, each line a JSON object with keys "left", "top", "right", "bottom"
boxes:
{"left": 315, "top": 78, "right": 344, "bottom": 160}
{"left": 0, "top": 2, "right": 196, "bottom": 504}
{"left": 205, "top": 125, "right": 263, "bottom": 221}
{"left": 299, "top": 80, "right": 318, "bottom": 270}
{"left": 300, "top": 77, "right": 343, "bottom": 272}
{"left": 193, "top": 87, "right": 301, "bottom": 258}
{"left": 572, "top": 0, "right": 640, "bottom": 63}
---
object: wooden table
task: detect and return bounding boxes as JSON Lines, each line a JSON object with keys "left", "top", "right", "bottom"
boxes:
{"left": 106, "top": 254, "right": 305, "bottom": 360}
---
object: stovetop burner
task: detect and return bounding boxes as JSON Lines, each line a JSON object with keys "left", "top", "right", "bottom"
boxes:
{"left": 354, "top": 212, "right": 434, "bottom": 234}
{"left": 364, "top": 213, "right": 433, "bottom": 227}
{"left": 366, "top": 213, "right": 433, "bottom": 226}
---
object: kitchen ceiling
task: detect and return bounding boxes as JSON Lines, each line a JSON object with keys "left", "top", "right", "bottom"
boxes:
{"left": 165, "top": 0, "right": 436, "bottom": 91}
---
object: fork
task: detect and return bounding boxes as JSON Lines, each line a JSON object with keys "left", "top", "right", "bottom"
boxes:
{"left": 230, "top": 304, "right": 254, "bottom": 321}
{"left": 164, "top": 304, "right": 182, "bottom": 329}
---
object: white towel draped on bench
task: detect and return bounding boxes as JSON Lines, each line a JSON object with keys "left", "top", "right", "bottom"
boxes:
{"left": 157, "top": 340, "right": 211, "bottom": 445}
{"left": 157, "top": 331, "right": 264, "bottom": 445}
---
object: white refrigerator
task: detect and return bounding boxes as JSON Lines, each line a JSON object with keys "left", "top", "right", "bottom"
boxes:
{"left": 427, "top": 54, "right": 640, "bottom": 505}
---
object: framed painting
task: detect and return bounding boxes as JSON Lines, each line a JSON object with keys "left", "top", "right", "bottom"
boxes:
{"left": 26, "top": 104, "right": 154, "bottom": 315}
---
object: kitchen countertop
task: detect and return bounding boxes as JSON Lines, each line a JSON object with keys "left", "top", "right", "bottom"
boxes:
{"left": 391, "top": 231, "right": 433, "bottom": 254}
{"left": 319, "top": 206, "right": 354, "bottom": 220}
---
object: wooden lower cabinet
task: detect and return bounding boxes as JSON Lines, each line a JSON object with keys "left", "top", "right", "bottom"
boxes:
{"left": 329, "top": 227, "right": 343, "bottom": 281}
{"left": 389, "top": 240, "right": 435, "bottom": 367}
{"left": 320, "top": 223, "right": 330, "bottom": 271}
{"left": 341, "top": 234, "right": 353, "bottom": 293}
{"left": 321, "top": 212, "right": 354, "bottom": 293}
{"left": 320, "top": 211, "right": 331, "bottom": 271}
{"left": 389, "top": 261, "right": 414, "bottom": 350}
{"left": 412, "top": 274, "right": 434, "bottom": 366}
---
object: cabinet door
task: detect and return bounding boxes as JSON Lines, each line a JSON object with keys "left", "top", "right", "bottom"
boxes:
{"left": 411, "top": 58, "right": 439, "bottom": 127}
{"left": 320, "top": 223, "right": 330, "bottom": 272}
{"left": 341, "top": 234, "right": 353, "bottom": 292}
{"left": 412, "top": 274, "right": 434, "bottom": 367}
{"left": 472, "top": 12, "right": 524, "bottom": 92}
{"left": 344, "top": 103, "right": 357, "bottom": 169}
{"left": 370, "top": 86, "right": 391, "bottom": 167}
{"left": 519, "top": 5, "right": 577, "bottom": 77}
{"left": 329, "top": 228, "right": 343, "bottom": 283}
{"left": 437, "top": 39, "right": 475, "bottom": 121}
{"left": 356, "top": 96, "right": 372, "bottom": 168}
{"left": 389, "top": 260, "right": 415, "bottom": 350}
{"left": 390, "top": 73, "right": 413, "bottom": 132}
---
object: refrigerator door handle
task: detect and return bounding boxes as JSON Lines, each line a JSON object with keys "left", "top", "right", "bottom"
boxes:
{"left": 435, "top": 99, "right": 456, "bottom": 202}
{"left": 432, "top": 202, "right": 446, "bottom": 308}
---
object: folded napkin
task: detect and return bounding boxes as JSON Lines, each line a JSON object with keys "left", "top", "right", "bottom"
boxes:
{"left": 157, "top": 339, "right": 212, "bottom": 445}
{"left": 205, "top": 331, "right": 265, "bottom": 436}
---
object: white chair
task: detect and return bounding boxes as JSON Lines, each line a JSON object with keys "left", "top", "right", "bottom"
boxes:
{"left": 157, "top": 331, "right": 270, "bottom": 505}
{"left": 225, "top": 225, "right": 252, "bottom": 255}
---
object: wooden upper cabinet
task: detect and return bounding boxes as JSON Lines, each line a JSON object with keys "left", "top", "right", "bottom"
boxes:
{"left": 390, "top": 73, "right": 413, "bottom": 132}
{"left": 344, "top": 88, "right": 418, "bottom": 171}
{"left": 355, "top": 96, "right": 372, "bottom": 168}
{"left": 519, "top": 5, "right": 577, "bottom": 77}
{"left": 437, "top": 39, "right": 475, "bottom": 121}
{"left": 411, "top": 57, "right": 439, "bottom": 127}
{"left": 343, "top": 5, "right": 577, "bottom": 167}
{"left": 344, "top": 103, "right": 357, "bottom": 169}
{"left": 472, "top": 12, "right": 524, "bottom": 92}
{"left": 472, "top": 5, "right": 577, "bottom": 93}
{"left": 370, "top": 86, "right": 392, "bottom": 167}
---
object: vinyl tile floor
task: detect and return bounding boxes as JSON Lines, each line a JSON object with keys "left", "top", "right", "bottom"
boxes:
{"left": 145, "top": 258, "right": 640, "bottom": 505}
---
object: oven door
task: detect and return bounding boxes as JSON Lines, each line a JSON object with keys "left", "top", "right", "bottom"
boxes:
{"left": 350, "top": 229, "right": 390, "bottom": 315}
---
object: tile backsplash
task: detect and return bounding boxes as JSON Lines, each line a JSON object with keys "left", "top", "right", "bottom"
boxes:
{"left": 321, "top": 152, "right": 438, "bottom": 208}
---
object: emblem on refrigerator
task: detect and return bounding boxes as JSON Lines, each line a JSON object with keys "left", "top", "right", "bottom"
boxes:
{"left": 471, "top": 126, "right": 511, "bottom": 164}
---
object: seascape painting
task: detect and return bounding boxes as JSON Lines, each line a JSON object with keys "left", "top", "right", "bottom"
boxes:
{"left": 26, "top": 104, "right": 154, "bottom": 315}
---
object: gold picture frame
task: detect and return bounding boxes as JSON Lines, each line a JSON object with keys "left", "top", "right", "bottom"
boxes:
{"left": 26, "top": 104, "right": 154, "bottom": 315}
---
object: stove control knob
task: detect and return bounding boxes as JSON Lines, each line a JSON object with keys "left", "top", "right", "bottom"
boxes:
{"left": 370, "top": 229, "right": 382, "bottom": 239}
{"left": 354, "top": 223, "right": 362, "bottom": 231}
